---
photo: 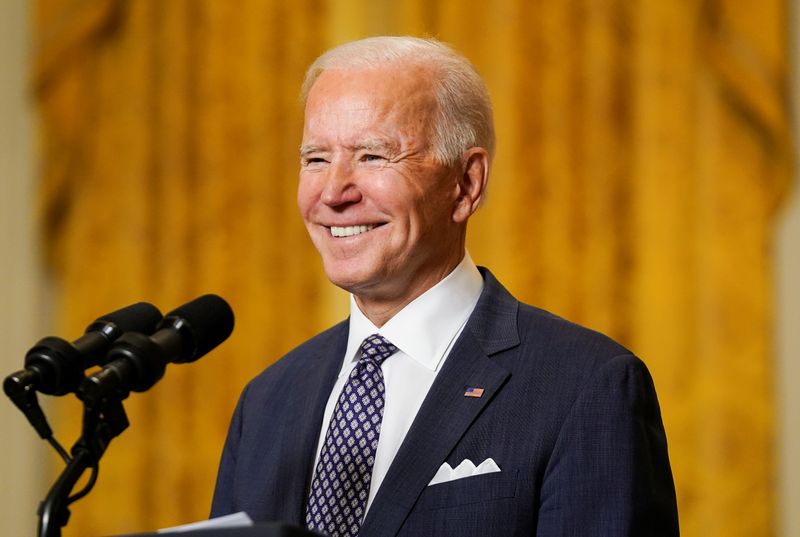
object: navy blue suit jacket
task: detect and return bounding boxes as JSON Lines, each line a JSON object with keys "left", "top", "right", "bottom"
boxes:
{"left": 211, "top": 269, "right": 679, "bottom": 536}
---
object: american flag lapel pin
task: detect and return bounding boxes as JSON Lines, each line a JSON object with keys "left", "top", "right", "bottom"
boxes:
{"left": 464, "top": 387, "right": 485, "bottom": 398}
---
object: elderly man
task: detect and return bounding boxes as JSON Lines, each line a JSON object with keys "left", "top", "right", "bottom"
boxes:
{"left": 211, "top": 36, "right": 679, "bottom": 537}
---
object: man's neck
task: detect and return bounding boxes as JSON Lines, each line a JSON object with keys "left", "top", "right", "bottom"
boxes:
{"left": 353, "top": 258, "right": 464, "bottom": 327}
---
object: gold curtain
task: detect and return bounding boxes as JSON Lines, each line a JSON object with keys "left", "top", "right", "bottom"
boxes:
{"left": 33, "top": 0, "right": 792, "bottom": 535}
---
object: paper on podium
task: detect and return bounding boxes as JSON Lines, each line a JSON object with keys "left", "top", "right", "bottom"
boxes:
{"left": 157, "top": 512, "right": 254, "bottom": 533}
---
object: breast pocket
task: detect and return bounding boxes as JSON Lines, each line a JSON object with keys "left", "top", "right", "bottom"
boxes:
{"left": 400, "top": 471, "right": 520, "bottom": 537}
{"left": 415, "top": 469, "right": 519, "bottom": 510}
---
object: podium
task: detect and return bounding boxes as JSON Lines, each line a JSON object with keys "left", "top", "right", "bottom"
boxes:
{"left": 114, "top": 522, "right": 319, "bottom": 536}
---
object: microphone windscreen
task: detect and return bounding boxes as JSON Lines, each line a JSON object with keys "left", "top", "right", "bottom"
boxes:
{"left": 159, "top": 294, "right": 235, "bottom": 362}
{"left": 88, "top": 302, "right": 163, "bottom": 336}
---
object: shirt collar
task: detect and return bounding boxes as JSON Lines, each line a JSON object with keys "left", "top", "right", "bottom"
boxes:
{"left": 345, "top": 252, "right": 484, "bottom": 372}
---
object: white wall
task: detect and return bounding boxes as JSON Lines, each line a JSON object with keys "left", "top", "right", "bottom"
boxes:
{"left": 0, "top": 0, "right": 48, "bottom": 534}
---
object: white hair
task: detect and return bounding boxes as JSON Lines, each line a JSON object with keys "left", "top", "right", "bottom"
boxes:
{"left": 301, "top": 36, "right": 495, "bottom": 166}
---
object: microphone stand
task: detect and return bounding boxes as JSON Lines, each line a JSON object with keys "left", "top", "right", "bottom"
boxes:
{"left": 38, "top": 397, "right": 130, "bottom": 537}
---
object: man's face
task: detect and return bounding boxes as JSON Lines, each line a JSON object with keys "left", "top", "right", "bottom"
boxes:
{"left": 298, "top": 64, "right": 467, "bottom": 310}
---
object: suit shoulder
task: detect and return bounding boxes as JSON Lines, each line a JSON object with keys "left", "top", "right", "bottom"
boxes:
{"left": 282, "top": 319, "right": 349, "bottom": 360}
{"left": 509, "top": 301, "right": 648, "bottom": 390}
{"left": 508, "top": 302, "right": 660, "bottom": 426}
{"left": 517, "top": 302, "right": 631, "bottom": 358}
{"left": 245, "top": 319, "right": 348, "bottom": 389}
{"left": 474, "top": 268, "right": 632, "bottom": 367}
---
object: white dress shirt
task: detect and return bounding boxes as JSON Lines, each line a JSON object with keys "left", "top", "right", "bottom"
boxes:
{"left": 310, "top": 252, "right": 484, "bottom": 513}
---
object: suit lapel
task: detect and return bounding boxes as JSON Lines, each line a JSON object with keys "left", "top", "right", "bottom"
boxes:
{"left": 272, "top": 322, "right": 348, "bottom": 525}
{"left": 359, "top": 269, "right": 519, "bottom": 537}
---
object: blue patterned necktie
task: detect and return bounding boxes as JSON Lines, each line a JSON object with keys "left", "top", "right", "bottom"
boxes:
{"left": 305, "top": 334, "right": 398, "bottom": 537}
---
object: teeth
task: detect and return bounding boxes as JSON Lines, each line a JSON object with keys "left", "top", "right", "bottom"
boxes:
{"left": 330, "top": 224, "right": 377, "bottom": 237}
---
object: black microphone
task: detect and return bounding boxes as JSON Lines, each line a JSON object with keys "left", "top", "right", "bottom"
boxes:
{"left": 78, "top": 294, "right": 234, "bottom": 405}
{"left": 4, "top": 302, "right": 163, "bottom": 397}
{"left": 3, "top": 302, "right": 162, "bottom": 439}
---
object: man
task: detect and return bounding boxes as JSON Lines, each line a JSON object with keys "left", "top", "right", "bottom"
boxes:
{"left": 211, "top": 36, "right": 679, "bottom": 536}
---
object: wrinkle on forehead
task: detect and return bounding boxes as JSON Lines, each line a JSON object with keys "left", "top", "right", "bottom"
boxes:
{"left": 302, "top": 63, "right": 439, "bottom": 153}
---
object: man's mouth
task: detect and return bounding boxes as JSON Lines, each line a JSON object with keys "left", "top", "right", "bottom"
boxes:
{"left": 329, "top": 224, "right": 378, "bottom": 237}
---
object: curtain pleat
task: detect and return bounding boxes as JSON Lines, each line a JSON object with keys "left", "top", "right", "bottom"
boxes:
{"left": 33, "top": 0, "right": 791, "bottom": 535}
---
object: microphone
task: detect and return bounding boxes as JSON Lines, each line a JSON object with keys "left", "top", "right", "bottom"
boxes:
{"left": 78, "top": 294, "right": 234, "bottom": 405}
{"left": 4, "top": 302, "right": 163, "bottom": 397}
{"left": 3, "top": 302, "right": 162, "bottom": 439}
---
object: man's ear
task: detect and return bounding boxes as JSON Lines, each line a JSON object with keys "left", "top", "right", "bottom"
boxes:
{"left": 452, "top": 148, "right": 490, "bottom": 223}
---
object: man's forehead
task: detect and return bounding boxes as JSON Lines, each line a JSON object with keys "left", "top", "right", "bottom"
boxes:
{"left": 301, "top": 66, "right": 437, "bottom": 151}
{"left": 306, "top": 64, "right": 437, "bottom": 107}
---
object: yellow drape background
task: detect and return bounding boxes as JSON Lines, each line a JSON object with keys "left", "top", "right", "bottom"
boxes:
{"left": 33, "top": 0, "right": 792, "bottom": 535}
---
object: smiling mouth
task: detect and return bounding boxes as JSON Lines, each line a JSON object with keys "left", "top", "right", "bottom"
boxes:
{"left": 329, "top": 224, "right": 379, "bottom": 237}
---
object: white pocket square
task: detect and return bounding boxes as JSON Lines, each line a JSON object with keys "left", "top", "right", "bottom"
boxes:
{"left": 428, "top": 458, "right": 501, "bottom": 486}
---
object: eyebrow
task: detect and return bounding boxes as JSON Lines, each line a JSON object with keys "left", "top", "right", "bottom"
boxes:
{"left": 354, "top": 139, "right": 399, "bottom": 154}
{"left": 299, "top": 145, "right": 323, "bottom": 158}
{"left": 300, "top": 139, "right": 400, "bottom": 158}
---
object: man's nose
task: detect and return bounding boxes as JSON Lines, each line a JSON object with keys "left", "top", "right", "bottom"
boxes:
{"left": 320, "top": 160, "right": 362, "bottom": 206}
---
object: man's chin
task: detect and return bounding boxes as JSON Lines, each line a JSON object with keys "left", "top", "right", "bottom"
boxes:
{"left": 323, "top": 261, "right": 404, "bottom": 302}
{"left": 322, "top": 265, "right": 379, "bottom": 295}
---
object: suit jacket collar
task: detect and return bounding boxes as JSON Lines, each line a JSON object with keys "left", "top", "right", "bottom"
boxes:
{"left": 468, "top": 267, "right": 521, "bottom": 355}
{"left": 276, "top": 321, "right": 349, "bottom": 525}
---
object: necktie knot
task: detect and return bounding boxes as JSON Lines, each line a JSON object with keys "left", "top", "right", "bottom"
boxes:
{"left": 358, "top": 334, "right": 397, "bottom": 368}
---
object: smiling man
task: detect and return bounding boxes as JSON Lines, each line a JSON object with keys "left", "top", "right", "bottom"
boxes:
{"left": 298, "top": 60, "right": 488, "bottom": 325}
{"left": 211, "top": 37, "right": 679, "bottom": 537}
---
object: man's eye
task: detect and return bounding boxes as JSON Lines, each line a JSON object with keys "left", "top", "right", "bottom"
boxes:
{"left": 303, "top": 157, "right": 328, "bottom": 166}
{"left": 362, "top": 154, "right": 385, "bottom": 162}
